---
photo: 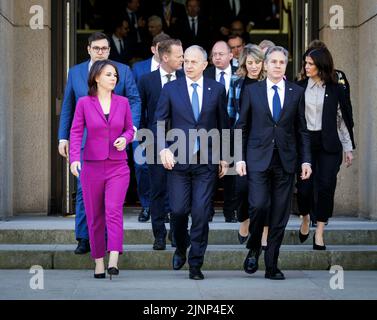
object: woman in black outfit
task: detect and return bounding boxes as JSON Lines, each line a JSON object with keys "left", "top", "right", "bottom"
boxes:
{"left": 296, "top": 47, "right": 355, "bottom": 250}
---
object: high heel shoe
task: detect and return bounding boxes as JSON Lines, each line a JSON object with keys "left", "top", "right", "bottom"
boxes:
{"left": 298, "top": 220, "right": 310, "bottom": 243}
{"left": 94, "top": 273, "right": 106, "bottom": 279}
{"left": 313, "top": 234, "right": 326, "bottom": 250}
{"left": 107, "top": 267, "right": 119, "bottom": 280}
{"left": 237, "top": 232, "right": 249, "bottom": 244}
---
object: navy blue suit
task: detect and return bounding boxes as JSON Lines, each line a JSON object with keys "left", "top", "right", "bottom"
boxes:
{"left": 132, "top": 58, "right": 152, "bottom": 84}
{"left": 154, "top": 77, "right": 230, "bottom": 268}
{"left": 236, "top": 79, "right": 311, "bottom": 273}
{"left": 58, "top": 59, "right": 141, "bottom": 241}
{"left": 138, "top": 69, "right": 184, "bottom": 241}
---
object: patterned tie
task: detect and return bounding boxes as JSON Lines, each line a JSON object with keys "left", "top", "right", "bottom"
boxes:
{"left": 191, "top": 83, "right": 200, "bottom": 153}
{"left": 219, "top": 71, "right": 226, "bottom": 87}
{"left": 272, "top": 85, "right": 281, "bottom": 122}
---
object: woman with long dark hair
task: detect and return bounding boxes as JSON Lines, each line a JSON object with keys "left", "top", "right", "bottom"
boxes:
{"left": 296, "top": 47, "right": 355, "bottom": 250}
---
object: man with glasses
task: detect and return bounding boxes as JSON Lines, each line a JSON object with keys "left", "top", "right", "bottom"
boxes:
{"left": 58, "top": 32, "right": 141, "bottom": 255}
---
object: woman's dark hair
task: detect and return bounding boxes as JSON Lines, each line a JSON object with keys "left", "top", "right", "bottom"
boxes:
{"left": 88, "top": 60, "right": 119, "bottom": 96}
{"left": 300, "top": 44, "right": 337, "bottom": 84}
{"left": 304, "top": 47, "right": 337, "bottom": 84}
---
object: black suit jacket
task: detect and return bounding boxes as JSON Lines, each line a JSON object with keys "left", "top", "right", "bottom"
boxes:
{"left": 296, "top": 79, "right": 355, "bottom": 151}
{"left": 236, "top": 79, "right": 311, "bottom": 173}
{"left": 175, "top": 14, "right": 212, "bottom": 51}
{"left": 138, "top": 69, "right": 185, "bottom": 130}
{"left": 108, "top": 36, "right": 132, "bottom": 65}
{"left": 152, "top": 1, "right": 187, "bottom": 36}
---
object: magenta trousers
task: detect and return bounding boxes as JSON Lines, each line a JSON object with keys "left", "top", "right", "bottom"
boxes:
{"left": 80, "top": 159, "right": 130, "bottom": 259}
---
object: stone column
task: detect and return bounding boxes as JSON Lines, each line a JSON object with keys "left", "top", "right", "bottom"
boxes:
{"left": 319, "top": 0, "right": 377, "bottom": 219}
{"left": 0, "top": 0, "right": 14, "bottom": 218}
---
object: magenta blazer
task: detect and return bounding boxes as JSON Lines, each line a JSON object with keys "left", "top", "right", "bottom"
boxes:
{"left": 69, "top": 94, "right": 135, "bottom": 163}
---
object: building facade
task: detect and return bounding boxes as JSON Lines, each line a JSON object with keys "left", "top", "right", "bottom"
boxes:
{"left": 0, "top": 0, "right": 376, "bottom": 219}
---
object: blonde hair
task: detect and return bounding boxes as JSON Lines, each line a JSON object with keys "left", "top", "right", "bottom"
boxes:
{"left": 236, "top": 44, "right": 265, "bottom": 80}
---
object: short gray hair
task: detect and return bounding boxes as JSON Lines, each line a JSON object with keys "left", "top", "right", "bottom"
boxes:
{"left": 265, "top": 46, "right": 289, "bottom": 64}
{"left": 148, "top": 15, "right": 162, "bottom": 26}
{"left": 185, "top": 45, "right": 208, "bottom": 61}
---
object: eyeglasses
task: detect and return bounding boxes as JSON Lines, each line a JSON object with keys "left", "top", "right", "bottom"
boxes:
{"left": 91, "top": 46, "right": 110, "bottom": 53}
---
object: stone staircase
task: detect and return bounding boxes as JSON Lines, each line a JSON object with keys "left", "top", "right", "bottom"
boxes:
{"left": 0, "top": 211, "right": 376, "bottom": 270}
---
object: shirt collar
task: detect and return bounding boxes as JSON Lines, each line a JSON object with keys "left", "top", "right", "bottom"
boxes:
{"left": 160, "top": 67, "right": 176, "bottom": 78}
{"left": 186, "top": 76, "right": 204, "bottom": 89}
{"left": 308, "top": 77, "right": 324, "bottom": 89}
{"left": 216, "top": 64, "right": 232, "bottom": 77}
{"left": 267, "top": 78, "right": 285, "bottom": 91}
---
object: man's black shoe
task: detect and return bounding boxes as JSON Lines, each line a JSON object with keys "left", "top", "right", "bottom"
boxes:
{"left": 172, "top": 249, "right": 186, "bottom": 270}
{"left": 243, "top": 248, "right": 261, "bottom": 274}
{"left": 153, "top": 238, "right": 166, "bottom": 250}
{"left": 138, "top": 207, "right": 150, "bottom": 222}
{"left": 189, "top": 267, "right": 204, "bottom": 280}
{"left": 74, "top": 239, "right": 90, "bottom": 254}
{"left": 265, "top": 268, "right": 285, "bottom": 280}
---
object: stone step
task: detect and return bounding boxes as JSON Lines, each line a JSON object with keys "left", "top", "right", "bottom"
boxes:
{"left": 1, "top": 228, "right": 376, "bottom": 245}
{"left": 1, "top": 244, "right": 376, "bottom": 270}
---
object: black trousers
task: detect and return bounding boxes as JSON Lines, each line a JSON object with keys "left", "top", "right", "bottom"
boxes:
{"left": 296, "top": 131, "right": 342, "bottom": 223}
{"left": 246, "top": 151, "right": 294, "bottom": 272}
{"left": 168, "top": 164, "right": 217, "bottom": 268}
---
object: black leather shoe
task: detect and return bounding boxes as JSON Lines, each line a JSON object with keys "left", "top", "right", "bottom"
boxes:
{"left": 237, "top": 232, "right": 249, "bottom": 244}
{"left": 189, "top": 267, "right": 204, "bottom": 280}
{"left": 138, "top": 207, "right": 150, "bottom": 222}
{"left": 94, "top": 273, "right": 106, "bottom": 279}
{"left": 172, "top": 249, "right": 186, "bottom": 270}
{"left": 243, "top": 248, "right": 261, "bottom": 274}
{"left": 265, "top": 268, "right": 285, "bottom": 280}
{"left": 153, "top": 238, "right": 166, "bottom": 250}
{"left": 299, "top": 222, "right": 310, "bottom": 243}
{"left": 313, "top": 234, "right": 326, "bottom": 250}
{"left": 107, "top": 267, "right": 119, "bottom": 280}
{"left": 74, "top": 239, "right": 90, "bottom": 254}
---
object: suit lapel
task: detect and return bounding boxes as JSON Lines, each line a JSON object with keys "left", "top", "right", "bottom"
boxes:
{"left": 256, "top": 80, "right": 273, "bottom": 121}
{"left": 278, "top": 81, "right": 293, "bottom": 122}
{"left": 80, "top": 61, "right": 90, "bottom": 86}
{"left": 108, "top": 94, "right": 118, "bottom": 124}
{"left": 93, "top": 96, "right": 107, "bottom": 123}
{"left": 178, "top": 78, "right": 196, "bottom": 122}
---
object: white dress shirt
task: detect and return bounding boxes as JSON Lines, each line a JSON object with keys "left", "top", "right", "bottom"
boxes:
{"left": 160, "top": 67, "right": 177, "bottom": 88}
{"left": 188, "top": 15, "right": 198, "bottom": 35}
{"left": 151, "top": 56, "right": 160, "bottom": 72}
{"left": 267, "top": 78, "right": 285, "bottom": 116}
{"left": 186, "top": 76, "right": 204, "bottom": 113}
{"left": 216, "top": 65, "right": 232, "bottom": 94}
{"left": 112, "top": 34, "right": 124, "bottom": 55}
{"left": 305, "top": 78, "right": 353, "bottom": 152}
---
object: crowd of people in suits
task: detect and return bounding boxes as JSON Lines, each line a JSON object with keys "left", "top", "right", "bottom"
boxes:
{"left": 58, "top": 3, "right": 355, "bottom": 281}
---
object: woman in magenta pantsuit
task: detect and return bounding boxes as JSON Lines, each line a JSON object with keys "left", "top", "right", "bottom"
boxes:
{"left": 70, "top": 60, "right": 134, "bottom": 279}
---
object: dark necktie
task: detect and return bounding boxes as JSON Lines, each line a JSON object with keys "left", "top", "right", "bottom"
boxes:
{"left": 272, "top": 85, "right": 281, "bottom": 122}
{"left": 219, "top": 71, "right": 226, "bottom": 87}
{"left": 191, "top": 83, "right": 200, "bottom": 154}
{"left": 119, "top": 39, "right": 124, "bottom": 55}
{"left": 191, "top": 18, "right": 196, "bottom": 36}
{"left": 166, "top": 74, "right": 172, "bottom": 82}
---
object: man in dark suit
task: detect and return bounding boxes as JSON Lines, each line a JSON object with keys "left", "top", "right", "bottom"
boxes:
{"left": 151, "top": 0, "right": 187, "bottom": 36}
{"left": 154, "top": 45, "right": 230, "bottom": 280}
{"left": 138, "top": 39, "right": 184, "bottom": 250}
{"left": 58, "top": 32, "right": 141, "bottom": 255}
{"left": 108, "top": 17, "right": 132, "bottom": 65}
{"left": 175, "top": 0, "right": 212, "bottom": 52}
{"left": 204, "top": 41, "right": 238, "bottom": 223}
{"left": 236, "top": 46, "right": 312, "bottom": 280}
{"left": 132, "top": 33, "right": 171, "bottom": 223}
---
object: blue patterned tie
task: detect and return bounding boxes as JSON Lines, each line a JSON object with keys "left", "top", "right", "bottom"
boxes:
{"left": 272, "top": 85, "right": 281, "bottom": 122}
{"left": 219, "top": 71, "right": 226, "bottom": 87}
{"left": 191, "top": 83, "right": 200, "bottom": 153}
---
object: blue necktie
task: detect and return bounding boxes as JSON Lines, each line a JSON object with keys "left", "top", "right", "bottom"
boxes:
{"left": 272, "top": 85, "right": 281, "bottom": 122}
{"left": 191, "top": 83, "right": 200, "bottom": 153}
{"left": 219, "top": 71, "right": 226, "bottom": 87}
